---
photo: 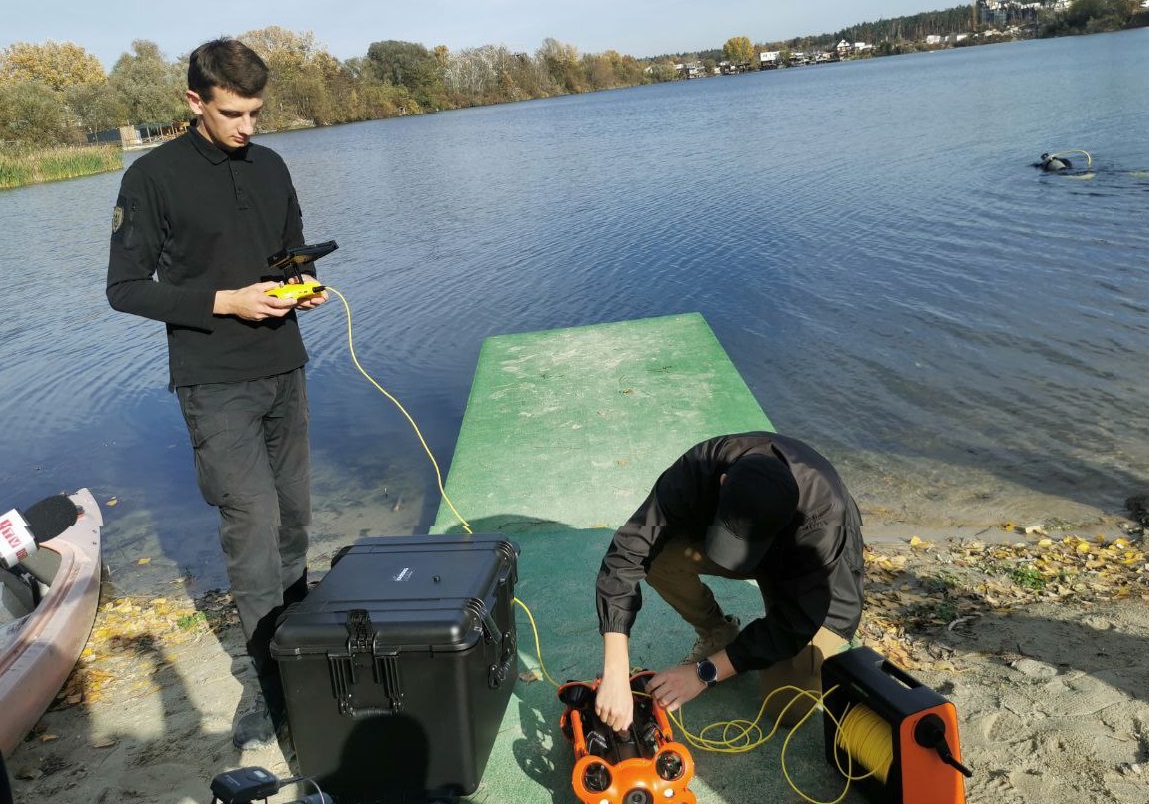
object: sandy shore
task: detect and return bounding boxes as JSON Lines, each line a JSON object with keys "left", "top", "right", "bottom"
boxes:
{"left": 6, "top": 513, "right": 1149, "bottom": 804}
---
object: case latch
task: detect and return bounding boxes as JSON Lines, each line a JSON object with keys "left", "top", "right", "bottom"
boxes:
{"left": 330, "top": 610, "right": 405, "bottom": 718}
{"left": 346, "top": 608, "right": 375, "bottom": 653}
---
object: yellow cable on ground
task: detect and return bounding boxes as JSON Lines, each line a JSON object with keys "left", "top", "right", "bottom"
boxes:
{"left": 325, "top": 287, "right": 472, "bottom": 534}
{"left": 668, "top": 682, "right": 883, "bottom": 804}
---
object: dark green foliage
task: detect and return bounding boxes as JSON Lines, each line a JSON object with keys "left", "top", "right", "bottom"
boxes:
{"left": 366, "top": 40, "right": 449, "bottom": 112}
{"left": 832, "top": 6, "right": 980, "bottom": 44}
{"left": 108, "top": 41, "right": 188, "bottom": 127}
{"left": 1041, "top": 0, "right": 1141, "bottom": 36}
{"left": 0, "top": 80, "right": 75, "bottom": 144}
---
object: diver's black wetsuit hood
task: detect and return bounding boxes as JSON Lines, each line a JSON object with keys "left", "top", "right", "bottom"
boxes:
{"left": 1038, "top": 153, "right": 1072, "bottom": 171}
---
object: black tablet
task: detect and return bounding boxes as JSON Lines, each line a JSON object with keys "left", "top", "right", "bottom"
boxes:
{"left": 266, "top": 240, "right": 339, "bottom": 270}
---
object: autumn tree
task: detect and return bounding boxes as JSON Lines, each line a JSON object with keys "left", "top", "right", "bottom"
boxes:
{"left": 366, "top": 40, "right": 449, "bottom": 112}
{"left": 240, "top": 27, "right": 337, "bottom": 127}
{"left": 537, "top": 38, "right": 584, "bottom": 93}
{"left": 500, "top": 50, "right": 560, "bottom": 99}
{"left": 723, "top": 36, "right": 756, "bottom": 68}
{"left": 67, "top": 82, "right": 129, "bottom": 133}
{"left": 443, "top": 45, "right": 507, "bottom": 102}
{"left": 0, "top": 80, "right": 74, "bottom": 143}
{"left": 645, "top": 60, "right": 680, "bottom": 83}
{"left": 341, "top": 56, "right": 406, "bottom": 118}
{"left": 610, "top": 51, "right": 647, "bottom": 86}
{"left": 108, "top": 41, "right": 186, "bottom": 125}
{"left": 580, "top": 50, "right": 646, "bottom": 91}
{"left": 0, "top": 41, "right": 105, "bottom": 93}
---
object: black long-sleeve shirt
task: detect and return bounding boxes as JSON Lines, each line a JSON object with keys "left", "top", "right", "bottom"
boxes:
{"left": 106, "top": 125, "right": 308, "bottom": 389}
{"left": 596, "top": 432, "right": 865, "bottom": 673}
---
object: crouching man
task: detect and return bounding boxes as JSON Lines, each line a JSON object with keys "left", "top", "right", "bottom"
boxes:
{"left": 594, "top": 432, "right": 865, "bottom": 731}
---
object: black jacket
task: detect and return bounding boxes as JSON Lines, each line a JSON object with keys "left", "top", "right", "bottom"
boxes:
{"left": 106, "top": 125, "right": 308, "bottom": 389}
{"left": 596, "top": 432, "right": 865, "bottom": 673}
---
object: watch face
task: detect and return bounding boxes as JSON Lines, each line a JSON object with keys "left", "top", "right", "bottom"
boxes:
{"left": 696, "top": 659, "right": 718, "bottom": 685}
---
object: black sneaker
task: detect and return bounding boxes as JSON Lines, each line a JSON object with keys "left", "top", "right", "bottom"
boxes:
{"left": 232, "top": 697, "right": 276, "bottom": 749}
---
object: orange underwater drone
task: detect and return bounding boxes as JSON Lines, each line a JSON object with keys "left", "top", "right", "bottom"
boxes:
{"left": 821, "top": 646, "right": 973, "bottom": 804}
{"left": 558, "top": 671, "right": 697, "bottom": 804}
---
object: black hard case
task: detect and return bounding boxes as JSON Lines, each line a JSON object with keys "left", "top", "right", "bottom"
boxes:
{"left": 270, "top": 534, "right": 519, "bottom": 802}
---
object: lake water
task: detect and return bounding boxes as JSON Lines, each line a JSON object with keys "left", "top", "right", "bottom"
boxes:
{"left": 3, "top": 30, "right": 1147, "bottom": 595}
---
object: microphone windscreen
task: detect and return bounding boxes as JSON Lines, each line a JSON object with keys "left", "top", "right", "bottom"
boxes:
{"left": 23, "top": 495, "right": 80, "bottom": 543}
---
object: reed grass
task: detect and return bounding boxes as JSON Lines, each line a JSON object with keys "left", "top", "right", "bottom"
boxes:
{"left": 0, "top": 144, "right": 123, "bottom": 190}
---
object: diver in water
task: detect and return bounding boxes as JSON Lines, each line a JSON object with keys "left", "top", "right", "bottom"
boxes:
{"left": 1038, "top": 152, "right": 1073, "bottom": 171}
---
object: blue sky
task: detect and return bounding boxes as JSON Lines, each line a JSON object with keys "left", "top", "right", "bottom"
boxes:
{"left": 2, "top": 0, "right": 948, "bottom": 70}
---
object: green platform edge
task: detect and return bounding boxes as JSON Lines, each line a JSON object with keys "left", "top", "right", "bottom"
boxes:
{"left": 432, "top": 313, "right": 866, "bottom": 803}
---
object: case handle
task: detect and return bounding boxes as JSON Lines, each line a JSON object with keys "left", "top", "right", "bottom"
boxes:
{"left": 329, "top": 653, "right": 405, "bottom": 718}
{"left": 488, "top": 629, "right": 517, "bottom": 689}
{"left": 466, "top": 598, "right": 502, "bottom": 644}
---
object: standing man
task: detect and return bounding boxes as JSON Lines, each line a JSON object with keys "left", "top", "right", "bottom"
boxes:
{"left": 106, "top": 38, "right": 327, "bottom": 748}
{"left": 595, "top": 432, "right": 865, "bottom": 731}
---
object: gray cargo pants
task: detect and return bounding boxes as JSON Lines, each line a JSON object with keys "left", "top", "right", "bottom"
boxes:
{"left": 177, "top": 367, "right": 311, "bottom": 643}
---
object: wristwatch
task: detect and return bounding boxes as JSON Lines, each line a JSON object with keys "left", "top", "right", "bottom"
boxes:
{"left": 695, "top": 658, "right": 719, "bottom": 688}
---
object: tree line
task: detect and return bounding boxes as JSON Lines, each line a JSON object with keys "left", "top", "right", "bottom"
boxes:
{"left": 0, "top": 29, "right": 658, "bottom": 147}
{"left": 2, "top": 2, "right": 1143, "bottom": 148}
{"left": 688, "top": 1, "right": 1145, "bottom": 63}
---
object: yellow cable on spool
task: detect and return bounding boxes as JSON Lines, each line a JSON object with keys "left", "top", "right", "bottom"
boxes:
{"left": 836, "top": 704, "right": 894, "bottom": 784}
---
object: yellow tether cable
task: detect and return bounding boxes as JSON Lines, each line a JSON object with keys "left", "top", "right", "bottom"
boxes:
{"left": 1048, "top": 149, "right": 1093, "bottom": 170}
{"left": 513, "top": 597, "right": 559, "bottom": 688}
{"left": 321, "top": 292, "right": 558, "bottom": 689}
{"left": 668, "top": 683, "right": 880, "bottom": 804}
{"left": 322, "top": 288, "right": 573, "bottom": 693}
{"left": 325, "top": 287, "right": 472, "bottom": 535}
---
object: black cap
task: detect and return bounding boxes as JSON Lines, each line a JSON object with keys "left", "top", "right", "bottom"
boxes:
{"left": 704, "top": 454, "right": 799, "bottom": 573}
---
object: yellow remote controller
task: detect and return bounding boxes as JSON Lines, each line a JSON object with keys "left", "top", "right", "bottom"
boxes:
{"left": 267, "top": 281, "right": 325, "bottom": 300}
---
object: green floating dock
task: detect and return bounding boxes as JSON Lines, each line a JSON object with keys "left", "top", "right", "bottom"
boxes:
{"left": 433, "top": 313, "right": 866, "bottom": 803}
{"left": 432, "top": 312, "right": 771, "bottom": 535}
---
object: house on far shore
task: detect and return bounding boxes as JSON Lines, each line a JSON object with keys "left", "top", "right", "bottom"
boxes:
{"left": 836, "top": 40, "right": 875, "bottom": 59}
{"left": 675, "top": 61, "right": 706, "bottom": 79}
